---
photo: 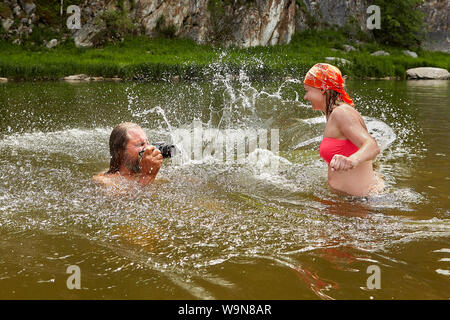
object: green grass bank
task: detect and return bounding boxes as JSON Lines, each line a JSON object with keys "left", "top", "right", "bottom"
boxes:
{"left": 1, "top": 29, "right": 449, "bottom": 81}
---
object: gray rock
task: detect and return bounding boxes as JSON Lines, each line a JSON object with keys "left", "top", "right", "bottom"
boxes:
{"left": 1, "top": 18, "right": 14, "bottom": 32}
{"left": 64, "top": 74, "right": 90, "bottom": 81}
{"left": 13, "top": 6, "right": 21, "bottom": 16}
{"left": 45, "top": 39, "right": 58, "bottom": 49}
{"left": 83, "top": 7, "right": 93, "bottom": 17}
{"left": 325, "top": 57, "right": 351, "bottom": 65}
{"left": 403, "top": 50, "right": 418, "bottom": 58}
{"left": 371, "top": 50, "right": 390, "bottom": 56}
{"left": 343, "top": 44, "right": 356, "bottom": 52}
{"left": 105, "top": 77, "right": 122, "bottom": 81}
{"left": 23, "top": 2, "right": 36, "bottom": 15}
{"left": 72, "top": 23, "right": 100, "bottom": 48}
{"left": 19, "top": 0, "right": 36, "bottom": 16}
{"left": 406, "top": 67, "right": 450, "bottom": 80}
{"left": 0, "top": 78, "right": 8, "bottom": 83}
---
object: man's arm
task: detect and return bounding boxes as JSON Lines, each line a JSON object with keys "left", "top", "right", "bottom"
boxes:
{"left": 138, "top": 146, "right": 163, "bottom": 186}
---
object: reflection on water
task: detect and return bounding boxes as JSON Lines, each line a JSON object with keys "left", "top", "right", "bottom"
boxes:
{"left": 0, "top": 75, "right": 449, "bottom": 299}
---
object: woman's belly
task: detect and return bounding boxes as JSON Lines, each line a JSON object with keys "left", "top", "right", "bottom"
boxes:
{"left": 327, "top": 161, "right": 384, "bottom": 197}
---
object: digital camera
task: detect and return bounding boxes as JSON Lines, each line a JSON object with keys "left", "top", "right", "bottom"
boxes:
{"left": 139, "top": 143, "right": 176, "bottom": 159}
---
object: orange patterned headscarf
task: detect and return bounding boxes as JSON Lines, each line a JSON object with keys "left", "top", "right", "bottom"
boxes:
{"left": 304, "top": 63, "right": 354, "bottom": 106}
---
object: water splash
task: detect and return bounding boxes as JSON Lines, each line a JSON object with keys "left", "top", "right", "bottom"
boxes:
{"left": 0, "top": 63, "right": 448, "bottom": 299}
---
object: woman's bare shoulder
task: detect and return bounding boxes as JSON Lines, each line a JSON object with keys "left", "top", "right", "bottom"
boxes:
{"left": 330, "top": 104, "right": 362, "bottom": 122}
{"left": 333, "top": 103, "right": 358, "bottom": 114}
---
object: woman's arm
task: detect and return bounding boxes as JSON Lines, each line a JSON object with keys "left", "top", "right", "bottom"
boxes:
{"left": 329, "top": 106, "right": 380, "bottom": 171}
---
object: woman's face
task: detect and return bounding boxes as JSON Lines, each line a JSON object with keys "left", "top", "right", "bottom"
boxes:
{"left": 304, "top": 84, "right": 325, "bottom": 111}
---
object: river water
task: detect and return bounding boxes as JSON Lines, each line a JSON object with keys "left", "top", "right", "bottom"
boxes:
{"left": 0, "top": 74, "right": 449, "bottom": 299}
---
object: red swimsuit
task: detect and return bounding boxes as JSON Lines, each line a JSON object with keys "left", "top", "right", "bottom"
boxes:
{"left": 319, "top": 137, "right": 359, "bottom": 163}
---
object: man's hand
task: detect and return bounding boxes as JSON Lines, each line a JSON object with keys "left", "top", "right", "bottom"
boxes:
{"left": 139, "top": 146, "right": 163, "bottom": 182}
{"left": 330, "top": 154, "right": 359, "bottom": 172}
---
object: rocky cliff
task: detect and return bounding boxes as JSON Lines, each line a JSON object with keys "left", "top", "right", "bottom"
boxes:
{"left": 72, "top": 0, "right": 296, "bottom": 48}
{"left": 0, "top": 0, "right": 448, "bottom": 51}
{"left": 420, "top": 0, "right": 449, "bottom": 52}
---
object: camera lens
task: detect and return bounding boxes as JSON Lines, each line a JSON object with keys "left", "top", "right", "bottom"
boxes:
{"left": 152, "top": 143, "right": 176, "bottom": 158}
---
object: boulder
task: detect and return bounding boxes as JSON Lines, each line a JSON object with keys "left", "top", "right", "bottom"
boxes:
{"left": 64, "top": 74, "right": 90, "bottom": 81}
{"left": 325, "top": 57, "right": 351, "bottom": 65}
{"left": 406, "top": 67, "right": 450, "bottom": 80}
{"left": 0, "top": 78, "right": 8, "bottom": 83}
{"left": 105, "top": 77, "right": 122, "bottom": 81}
{"left": 1, "top": 18, "right": 14, "bottom": 32}
{"left": 403, "top": 50, "right": 418, "bottom": 58}
{"left": 371, "top": 50, "right": 390, "bottom": 56}
{"left": 45, "top": 39, "right": 58, "bottom": 49}
{"left": 72, "top": 23, "right": 100, "bottom": 48}
{"left": 12, "top": 5, "right": 21, "bottom": 16}
{"left": 343, "top": 44, "right": 356, "bottom": 52}
{"left": 30, "top": 13, "right": 37, "bottom": 23}
{"left": 18, "top": 0, "right": 36, "bottom": 16}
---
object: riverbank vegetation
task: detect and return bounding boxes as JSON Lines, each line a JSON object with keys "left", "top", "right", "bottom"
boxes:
{"left": 0, "top": 28, "right": 449, "bottom": 81}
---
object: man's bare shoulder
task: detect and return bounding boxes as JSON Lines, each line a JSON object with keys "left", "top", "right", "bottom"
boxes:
{"left": 93, "top": 170, "right": 167, "bottom": 190}
{"left": 92, "top": 172, "right": 121, "bottom": 187}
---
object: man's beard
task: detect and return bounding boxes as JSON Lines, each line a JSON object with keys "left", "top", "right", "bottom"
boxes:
{"left": 124, "top": 152, "right": 141, "bottom": 174}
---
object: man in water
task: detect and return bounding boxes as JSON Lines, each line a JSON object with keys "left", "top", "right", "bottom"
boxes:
{"left": 93, "top": 122, "right": 163, "bottom": 186}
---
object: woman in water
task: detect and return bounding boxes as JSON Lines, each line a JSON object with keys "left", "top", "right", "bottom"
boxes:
{"left": 303, "top": 63, "right": 384, "bottom": 196}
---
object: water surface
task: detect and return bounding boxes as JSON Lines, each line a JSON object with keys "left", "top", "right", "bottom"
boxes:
{"left": 0, "top": 76, "right": 449, "bottom": 299}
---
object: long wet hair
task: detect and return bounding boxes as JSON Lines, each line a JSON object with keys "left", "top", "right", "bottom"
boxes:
{"left": 324, "top": 89, "right": 344, "bottom": 117}
{"left": 107, "top": 122, "right": 140, "bottom": 174}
